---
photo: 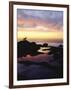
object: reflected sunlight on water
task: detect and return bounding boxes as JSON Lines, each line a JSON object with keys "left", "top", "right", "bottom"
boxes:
{"left": 38, "top": 47, "right": 50, "bottom": 54}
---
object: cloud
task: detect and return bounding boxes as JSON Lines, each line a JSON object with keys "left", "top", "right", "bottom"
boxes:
{"left": 17, "top": 9, "right": 63, "bottom": 26}
{"left": 17, "top": 9, "right": 63, "bottom": 31}
{"left": 18, "top": 26, "right": 48, "bottom": 32}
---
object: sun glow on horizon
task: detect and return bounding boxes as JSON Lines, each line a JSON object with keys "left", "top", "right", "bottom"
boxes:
{"left": 17, "top": 28, "right": 63, "bottom": 43}
{"left": 17, "top": 9, "right": 63, "bottom": 43}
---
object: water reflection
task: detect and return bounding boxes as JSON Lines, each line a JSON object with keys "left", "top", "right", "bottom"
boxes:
{"left": 38, "top": 47, "right": 50, "bottom": 54}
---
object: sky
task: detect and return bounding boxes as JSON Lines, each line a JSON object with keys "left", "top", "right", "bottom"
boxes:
{"left": 17, "top": 9, "right": 63, "bottom": 43}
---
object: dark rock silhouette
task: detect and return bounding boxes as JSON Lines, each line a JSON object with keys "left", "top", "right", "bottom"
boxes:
{"left": 17, "top": 38, "right": 63, "bottom": 59}
{"left": 48, "top": 45, "right": 63, "bottom": 56}
{"left": 43, "top": 43, "right": 48, "bottom": 47}
{"left": 17, "top": 39, "right": 63, "bottom": 80}
{"left": 17, "top": 39, "right": 44, "bottom": 57}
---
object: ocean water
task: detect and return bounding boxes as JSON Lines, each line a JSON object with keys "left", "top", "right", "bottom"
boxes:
{"left": 17, "top": 62, "right": 63, "bottom": 80}
{"left": 17, "top": 41, "right": 63, "bottom": 80}
{"left": 37, "top": 42, "right": 63, "bottom": 47}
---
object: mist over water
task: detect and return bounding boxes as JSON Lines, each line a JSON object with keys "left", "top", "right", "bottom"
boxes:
{"left": 36, "top": 42, "right": 63, "bottom": 47}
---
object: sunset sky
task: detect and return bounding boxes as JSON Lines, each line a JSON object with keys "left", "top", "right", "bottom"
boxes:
{"left": 17, "top": 9, "right": 63, "bottom": 43}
